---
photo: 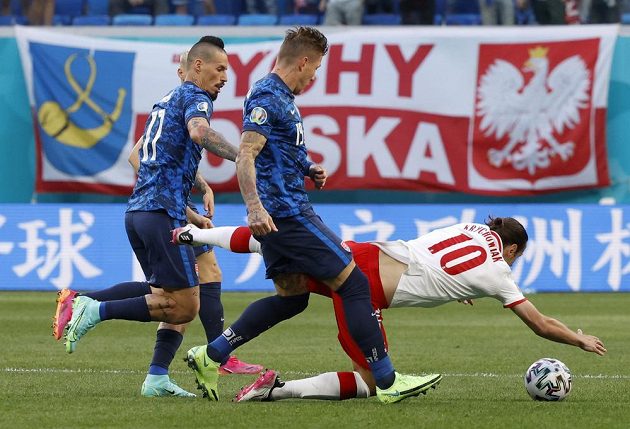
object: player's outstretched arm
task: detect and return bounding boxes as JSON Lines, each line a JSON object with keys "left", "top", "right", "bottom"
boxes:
{"left": 511, "top": 300, "right": 607, "bottom": 356}
{"left": 236, "top": 131, "right": 277, "bottom": 236}
{"left": 187, "top": 117, "right": 238, "bottom": 161}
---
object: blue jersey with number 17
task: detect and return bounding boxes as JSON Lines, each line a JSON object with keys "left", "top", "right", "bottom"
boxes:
{"left": 127, "top": 82, "right": 213, "bottom": 221}
{"left": 243, "top": 73, "right": 313, "bottom": 218}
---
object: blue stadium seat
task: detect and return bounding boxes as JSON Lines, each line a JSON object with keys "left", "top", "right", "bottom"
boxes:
{"left": 238, "top": 13, "right": 278, "bottom": 25}
{"left": 112, "top": 14, "right": 153, "bottom": 25}
{"left": 8, "top": 0, "right": 25, "bottom": 15}
{"left": 155, "top": 14, "right": 194, "bottom": 25}
{"left": 196, "top": 14, "right": 237, "bottom": 25}
{"left": 85, "top": 0, "right": 109, "bottom": 16}
{"left": 0, "top": 16, "right": 17, "bottom": 26}
{"left": 55, "top": 0, "right": 85, "bottom": 17}
{"left": 73, "top": 15, "right": 111, "bottom": 25}
{"left": 53, "top": 14, "right": 73, "bottom": 25}
{"left": 434, "top": 0, "right": 446, "bottom": 23}
{"left": 447, "top": 0, "right": 479, "bottom": 14}
{"left": 445, "top": 13, "right": 482, "bottom": 25}
{"left": 622, "top": 13, "right": 630, "bottom": 24}
{"left": 278, "top": 14, "right": 319, "bottom": 25}
{"left": 214, "top": 0, "right": 242, "bottom": 16}
{"left": 362, "top": 13, "right": 401, "bottom": 25}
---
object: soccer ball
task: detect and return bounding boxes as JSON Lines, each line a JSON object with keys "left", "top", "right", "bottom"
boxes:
{"left": 524, "top": 358, "right": 572, "bottom": 401}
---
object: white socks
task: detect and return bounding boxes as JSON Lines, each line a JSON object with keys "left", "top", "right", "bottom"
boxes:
{"left": 269, "top": 372, "right": 370, "bottom": 401}
{"left": 188, "top": 226, "right": 261, "bottom": 254}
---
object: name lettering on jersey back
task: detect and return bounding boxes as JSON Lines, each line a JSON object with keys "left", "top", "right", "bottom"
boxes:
{"left": 463, "top": 224, "right": 503, "bottom": 262}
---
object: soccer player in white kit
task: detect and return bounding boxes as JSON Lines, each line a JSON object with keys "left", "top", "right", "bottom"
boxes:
{"left": 173, "top": 216, "right": 607, "bottom": 402}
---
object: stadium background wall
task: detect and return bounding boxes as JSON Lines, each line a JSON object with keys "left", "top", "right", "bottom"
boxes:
{"left": 0, "top": 203, "right": 629, "bottom": 292}
{"left": 1, "top": 26, "right": 630, "bottom": 204}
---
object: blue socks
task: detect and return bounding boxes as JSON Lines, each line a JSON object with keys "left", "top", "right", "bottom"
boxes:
{"left": 336, "top": 266, "right": 395, "bottom": 389}
{"left": 100, "top": 296, "right": 151, "bottom": 322}
{"left": 199, "top": 282, "right": 224, "bottom": 342}
{"left": 85, "top": 281, "right": 151, "bottom": 301}
{"left": 206, "top": 293, "right": 310, "bottom": 363}
{"left": 148, "top": 329, "right": 183, "bottom": 375}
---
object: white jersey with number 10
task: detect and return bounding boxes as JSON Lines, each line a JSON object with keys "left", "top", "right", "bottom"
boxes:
{"left": 373, "top": 223, "right": 527, "bottom": 309}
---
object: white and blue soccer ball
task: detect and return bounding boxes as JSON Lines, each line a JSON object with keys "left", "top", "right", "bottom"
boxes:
{"left": 524, "top": 358, "right": 572, "bottom": 401}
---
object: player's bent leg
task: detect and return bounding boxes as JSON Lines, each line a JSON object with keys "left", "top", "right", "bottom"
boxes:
{"left": 146, "top": 286, "right": 200, "bottom": 324}
{"left": 353, "top": 362, "right": 376, "bottom": 396}
{"left": 197, "top": 251, "right": 264, "bottom": 375}
{"left": 376, "top": 372, "right": 442, "bottom": 404}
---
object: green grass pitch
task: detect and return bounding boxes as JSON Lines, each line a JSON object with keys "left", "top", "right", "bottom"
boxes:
{"left": 1, "top": 292, "right": 628, "bottom": 429}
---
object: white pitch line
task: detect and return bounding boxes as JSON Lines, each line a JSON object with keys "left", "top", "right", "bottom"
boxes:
{"left": 3, "top": 367, "right": 630, "bottom": 380}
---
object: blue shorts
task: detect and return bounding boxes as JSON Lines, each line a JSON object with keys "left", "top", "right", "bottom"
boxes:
{"left": 188, "top": 203, "right": 212, "bottom": 257}
{"left": 125, "top": 210, "right": 198, "bottom": 288}
{"left": 256, "top": 207, "right": 352, "bottom": 280}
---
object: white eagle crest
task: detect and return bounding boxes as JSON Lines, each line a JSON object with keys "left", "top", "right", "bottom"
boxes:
{"left": 477, "top": 46, "right": 590, "bottom": 175}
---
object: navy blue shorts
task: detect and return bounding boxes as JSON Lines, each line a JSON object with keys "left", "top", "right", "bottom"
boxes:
{"left": 125, "top": 210, "right": 198, "bottom": 288}
{"left": 188, "top": 203, "right": 212, "bottom": 256}
{"left": 256, "top": 207, "right": 352, "bottom": 280}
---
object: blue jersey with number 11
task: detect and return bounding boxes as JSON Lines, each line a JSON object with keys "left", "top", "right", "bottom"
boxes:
{"left": 127, "top": 82, "right": 213, "bottom": 221}
{"left": 243, "top": 73, "right": 313, "bottom": 218}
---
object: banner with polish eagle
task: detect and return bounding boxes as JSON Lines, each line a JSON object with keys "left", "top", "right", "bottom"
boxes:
{"left": 15, "top": 25, "right": 618, "bottom": 196}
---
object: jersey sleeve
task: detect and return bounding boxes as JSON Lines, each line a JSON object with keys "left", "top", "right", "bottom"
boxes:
{"left": 496, "top": 270, "right": 527, "bottom": 308}
{"left": 242, "top": 90, "right": 278, "bottom": 138}
{"left": 183, "top": 89, "right": 213, "bottom": 124}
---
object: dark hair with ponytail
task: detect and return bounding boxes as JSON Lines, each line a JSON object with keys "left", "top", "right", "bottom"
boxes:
{"left": 485, "top": 216, "right": 528, "bottom": 254}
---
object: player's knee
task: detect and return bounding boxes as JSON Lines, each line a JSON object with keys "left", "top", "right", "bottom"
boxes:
{"left": 278, "top": 292, "right": 310, "bottom": 317}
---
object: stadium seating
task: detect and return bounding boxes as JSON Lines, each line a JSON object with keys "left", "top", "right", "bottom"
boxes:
{"left": 53, "top": 15, "right": 73, "bottom": 25}
{"left": 622, "top": 13, "right": 630, "bottom": 25}
{"left": 362, "top": 13, "right": 401, "bottom": 25}
{"left": 196, "top": 14, "right": 237, "bottom": 25}
{"left": 112, "top": 14, "right": 153, "bottom": 25}
{"left": 278, "top": 14, "right": 319, "bottom": 25}
{"left": 214, "top": 0, "right": 242, "bottom": 16}
{"left": 72, "top": 15, "right": 111, "bottom": 25}
{"left": 85, "top": 0, "right": 110, "bottom": 16}
{"left": 155, "top": 14, "right": 195, "bottom": 26}
{"left": 55, "top": 0, "right": 85, "bottom": 18}
{"left": 237, "top": 13, "right": 278, "bottom": 26}
{"left": 445, "top": 14, "right": 482, "bottom": 25}
{"left": 0, "top": 16, "right": 17, "bottom": 26}
{"left": 434, "top": 0, "right": 446, "bottom": 23}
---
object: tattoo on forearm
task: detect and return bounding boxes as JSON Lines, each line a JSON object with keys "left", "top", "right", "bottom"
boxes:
{"left": 201, "top": 129, "right": 238, "bottom": 161}
{"left": 236, "top": 132, "right": 266, "bottom": 210}
{"left": 189, "top": 118, "right": 238, "bottom": 162}
{"left": 194, "top": 173, "right": 207, "bottom": 194}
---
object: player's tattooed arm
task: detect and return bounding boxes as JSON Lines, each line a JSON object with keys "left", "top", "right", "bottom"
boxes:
{"left": 188, "top": 117, "right": 238, "bottom": 161}
{"left": 236, "top": 131, "right": 266, "bottom": 211}
{"left": 237, "top": 131, "right": 277, "bottom": 235}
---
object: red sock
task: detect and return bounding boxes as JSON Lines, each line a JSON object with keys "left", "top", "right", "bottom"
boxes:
{"left": 337, "top": 372, "right": 358, "bottom": 400}
{"left": 230, "top": 226, "right": 253, "bottom": 253}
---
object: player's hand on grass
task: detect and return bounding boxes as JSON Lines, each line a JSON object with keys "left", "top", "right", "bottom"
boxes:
{"left": 309, "top": 164, "right": 327, "bottom": 190}
{"left": 457, "top": 299, "right": 474, "bottom": 306}
{"left": 577, "top": 328, "right": 607, "bottom": 356}
{"left": 248, "top": 206, "right": 278, "bottom": 236}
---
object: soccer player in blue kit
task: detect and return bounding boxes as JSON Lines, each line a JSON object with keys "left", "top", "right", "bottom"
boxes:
{"left": 62, "top": 37, "right": 240, "bottom": 386}
{"left": 184, "top": 27, "right": 442, "bottom": 404}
